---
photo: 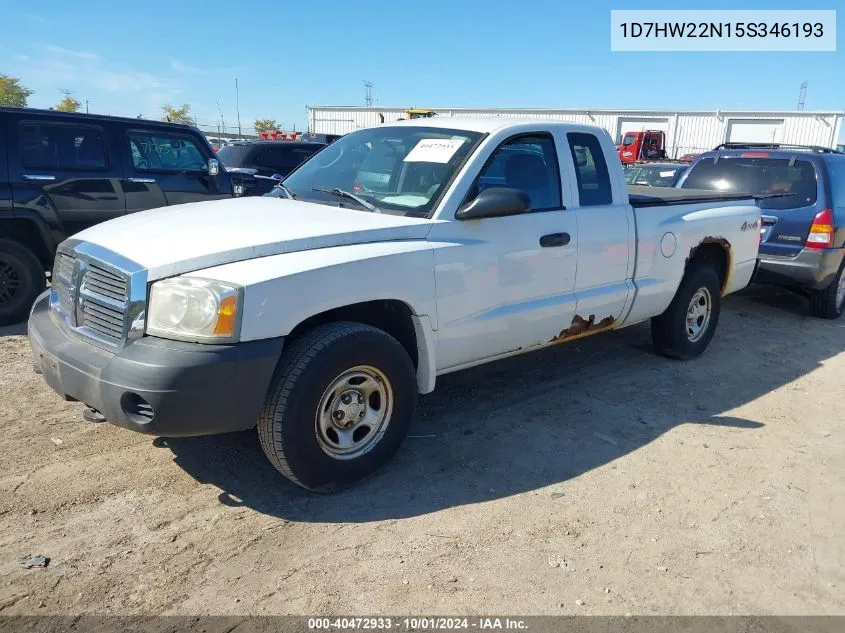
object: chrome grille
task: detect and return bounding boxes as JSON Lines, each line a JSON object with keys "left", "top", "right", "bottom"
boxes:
{"left": 82, "top": 264, "right": 127, "bottom": 302}
{"left": 77, "top": 264, "right": 129, "bottom": 345}
{"left": 49, "top": 241, "right": 145, "bottom": 352}
{"left": 53, "top": 254, "right": 76, "bottom": 316}
{"left": 80, "top": 299, "right": 125, "bottom": 341}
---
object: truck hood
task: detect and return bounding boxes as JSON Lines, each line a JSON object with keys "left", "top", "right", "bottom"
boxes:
{"left": 71, "top": 197, "right": 434, "bottom": 280}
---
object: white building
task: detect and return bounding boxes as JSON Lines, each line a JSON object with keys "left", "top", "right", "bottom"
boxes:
{"left": 306, "top": 106, "right": 844, "bottom": 159}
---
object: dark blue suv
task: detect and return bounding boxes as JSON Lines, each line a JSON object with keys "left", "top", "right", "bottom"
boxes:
{"left": 678, "top": 143, "right": 845, "bottom": 318}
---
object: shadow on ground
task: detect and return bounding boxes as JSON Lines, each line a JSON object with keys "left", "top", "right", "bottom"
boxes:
{"left": 0, "top": 322, "right": 27, "bottom": 337}
{"left": 156, "top": 284, "right": 842, "bottom": 522}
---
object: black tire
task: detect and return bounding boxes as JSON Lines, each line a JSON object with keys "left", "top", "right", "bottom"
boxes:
{"left": 808, "top": 258, "right": 845, "bottom": 319}
{"left": 0, "top": 238, "right": 46, "bottom": 327}
{"left": 651, "top": 264, "right": 722, "bottom": 361}
{"left": 258, "top": 321, "right": 417, "bottom": 492}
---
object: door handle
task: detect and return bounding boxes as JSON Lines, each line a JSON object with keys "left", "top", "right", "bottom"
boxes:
{"left": 539, "top": 232, "right": 571, "bottom": 247}
{"left": 128, "top": 177, "right": 156, "bottom": 183}
{"left": 23, "top": 174, "right": 56, "bottom": 181}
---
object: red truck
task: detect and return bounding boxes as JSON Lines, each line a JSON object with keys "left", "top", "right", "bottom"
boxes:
{"left": 617, "top": 130, "right": 667, "bottom": 164}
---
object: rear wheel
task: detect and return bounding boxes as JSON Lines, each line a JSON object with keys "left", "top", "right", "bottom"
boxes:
{"left": 0, "top": 238, "right": 46, "bottom": 327}
{"left": 651, "top": 264, "right": 722, "bottom": 360}
{"left": 257, "top": 322, "right": 417, "bottom": 492}
{"left": 808, "top": 259, "right": 845, "bottom": 319}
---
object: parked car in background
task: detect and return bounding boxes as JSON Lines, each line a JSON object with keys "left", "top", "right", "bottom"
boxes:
{"left": 678, "top": 142, "right": 845, "bottom": 318}
{"left": 205, "top": 137, "right": 231, "bottom": 152}
{"left": 624, "top": 162, "right": 688, "bottom": 187}
{"left": 216, "top": 140, "right": 326, "bottom": 195}
{"left": 617, "top": 130, "right": 667, "bottom": 164}
{"left": 0, "top": 107, "right": 247, "bottom": 325}
{"left": 299, "top": 133, "right": 344, "bottom": 144}
{"left": 28, "top": 118, "right": 761, "bottom": 491}
{"left": 679, "top": 153, "right": 700, "bottom": 163}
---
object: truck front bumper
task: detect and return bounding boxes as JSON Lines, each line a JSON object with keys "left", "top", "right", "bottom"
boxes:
{"left": 28, "top": 292, "right": 284, "bottom": 437}
{"left": 754, "top": 247, "right": 845, "bottom": 290}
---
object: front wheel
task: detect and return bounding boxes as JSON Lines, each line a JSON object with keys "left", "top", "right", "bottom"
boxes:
{"left": 257, "top": 322, "right": 417, "bottom": 492}
{"left": 651, "top": 265, "right": 722, "bottom": 360}
{"left": 0, "top": 239, "right": 46, "bottom": 327}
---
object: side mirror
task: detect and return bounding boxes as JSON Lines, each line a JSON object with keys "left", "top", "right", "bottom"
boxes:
{"left": 456, "top": 187, "right": 530, "bottom": 220}
{"left": 208, "top": 158, "right": 220, "bottom": 176}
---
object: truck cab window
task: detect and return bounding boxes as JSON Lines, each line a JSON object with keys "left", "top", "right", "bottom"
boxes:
{"left": 129, "top": 133, "right": 207, "bottom": 172}
{"left": 476, "top": 136, "right": 562, "bottom": 211}
{"left": 20, "top": 123, "right": 106, "bottom": 170}
{"left": 568, "top": 132, "right": 612, "bottom": 206}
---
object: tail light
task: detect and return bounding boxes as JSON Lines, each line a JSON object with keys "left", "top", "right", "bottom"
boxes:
{"left": 806, "top": 208, "right": 835, "bottom": 250}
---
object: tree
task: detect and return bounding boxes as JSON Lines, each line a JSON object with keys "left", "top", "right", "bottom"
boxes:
{"left": 161, "top": 103, "right": 193, "bottom": 125}
{"left": 254, "top": 119, "right": 279, "bottom": 132}
{"left": 55, "top": 95, "right": 82, "bottom": 112}
{"left": 0, "top": 74, "right": 34, "bottom": 107}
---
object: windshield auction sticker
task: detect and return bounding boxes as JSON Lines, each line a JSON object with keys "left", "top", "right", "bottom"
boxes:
{"left": 611, "top": 10, "right": 836, "bottom": 51}
{"left": 404, "top": 138, "right": 466, "bottom": 163}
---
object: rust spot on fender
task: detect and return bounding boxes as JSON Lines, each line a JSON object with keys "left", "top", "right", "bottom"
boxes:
{"left": 686, "top": 236, "right": 733, "bottom": 294}
{"left": 686, "top": 236, "right": 731, "bottom": 266}
{"left": 550, "top": 314, "right": 617, "bottom": 344}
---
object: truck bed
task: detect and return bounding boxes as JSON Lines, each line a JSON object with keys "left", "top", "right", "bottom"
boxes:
{"left": 628, "top": 185, "right": 754, "bottom": 208}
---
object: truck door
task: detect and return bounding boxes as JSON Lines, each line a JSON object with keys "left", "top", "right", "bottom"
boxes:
{"left": 0, "top": 119, "right": 10, "bottom": 220}
{"left": 565, "top": 131, "right": 632, "bottom": 326}
{"left": 619, "top": 132, "right": 639, "bottom": 164}
{"left": 122, "top": 129, "right": 225, "bottom": 212}
{"left": 431, "top": 133, "right": 579, "bottom": 370}
{"left": 7, "top": 115, "right": 125, "bottom": 237}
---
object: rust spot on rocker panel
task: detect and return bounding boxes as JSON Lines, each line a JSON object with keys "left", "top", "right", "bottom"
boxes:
{"left": 550, "top": 314, "right": 616, "bottom": 344}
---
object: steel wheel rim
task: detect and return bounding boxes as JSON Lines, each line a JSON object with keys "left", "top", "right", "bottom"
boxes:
{"left": 837, "top": 268, "right": 845, "bottom": 309}
{"left": 686, "top": 287, "right": 712, "bottom": 343}
{"left": 0, "top": 260, "right": 21, "bottom": 304}
{"left": 315, "top": 365, "right": 394, "bottom": 460}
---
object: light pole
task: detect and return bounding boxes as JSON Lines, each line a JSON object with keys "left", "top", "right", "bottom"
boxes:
{"left": 235, "top": 78, "right": 242, "bottom": 138}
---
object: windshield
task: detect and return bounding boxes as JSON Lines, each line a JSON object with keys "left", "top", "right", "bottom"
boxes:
{"left": 625, "top": 164, "right": 685, "bottom": 186}
{"left": 682, "top": 156, "right": 818, "bottom": 210}
{"left": 216, "top": 144, "right": 251, "bottom": 167}
{"left": 280, "top": 126, "right": 484, "bottom": 217}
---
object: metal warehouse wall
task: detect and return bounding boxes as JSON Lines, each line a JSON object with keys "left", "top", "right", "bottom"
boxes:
{"left": 307, "top": 107, "right": 844, "bottom": 158}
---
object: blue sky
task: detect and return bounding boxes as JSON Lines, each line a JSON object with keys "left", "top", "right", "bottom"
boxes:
{"left": 3, "top": 0, "right": 843, "bottom": 140}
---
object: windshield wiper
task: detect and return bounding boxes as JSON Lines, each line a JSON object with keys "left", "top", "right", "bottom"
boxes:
{"left": 274, "top": 183, "right": 296, "bottom": 199}
{"left": 312, "top": 187, "right": 381, "bottom": 213}
{"left": 754, "top": 192, "right": 797, "bottom": 199}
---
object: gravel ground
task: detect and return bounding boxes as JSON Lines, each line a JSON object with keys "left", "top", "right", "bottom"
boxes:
{"left": 0, "top": 285, "right": 843, "bottom": 616}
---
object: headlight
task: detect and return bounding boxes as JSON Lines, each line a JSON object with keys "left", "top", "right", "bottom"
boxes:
{"left": 146, "top": 278, "right": 241, "bottom": 342}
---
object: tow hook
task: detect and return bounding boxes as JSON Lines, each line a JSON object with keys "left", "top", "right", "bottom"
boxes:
{"left": 83, "top": 407, "right": 106, "bottom": 423}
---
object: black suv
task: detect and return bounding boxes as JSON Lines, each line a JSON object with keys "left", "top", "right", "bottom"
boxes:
{"left": 216, "top": 140, "right": 325, "bottom": 196}
{"left": 678, "top": 143, "right": 845, "bottom": 318}
{"left": 0, "top": 107, "right": 246, "bottom": 325}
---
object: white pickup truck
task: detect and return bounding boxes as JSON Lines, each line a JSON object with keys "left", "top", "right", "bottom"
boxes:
{"left": 28, "top": 118, "right": 761, "bottom": 491}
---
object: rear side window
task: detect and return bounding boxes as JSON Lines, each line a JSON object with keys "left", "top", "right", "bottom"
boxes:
{"left": 20, "top": 123, "right": 107, "bottom": 170}
{"left": 568, "top": 132, "right": 612, "bottom": 206}
{"left": 827, "top": 159, "right": 845, "bottom": 209}
{"left": 252, "top": 146, "right": 319, "bottom": 173}
{"left": 682, "top": 156, "right": 818, "bottom": 210}
{"left": 216, "top": 144, "right": 251, "bottom": 166}
{"left": 128, "top": 132, "right": 207, "bottom": 172}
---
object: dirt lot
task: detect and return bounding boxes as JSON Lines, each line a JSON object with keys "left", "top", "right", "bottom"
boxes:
{"left": 1, "top": 285, "right": 843, "bottom": 616}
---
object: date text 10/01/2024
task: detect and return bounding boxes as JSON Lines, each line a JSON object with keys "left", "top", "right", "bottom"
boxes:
{"left": 619, "top": 22, "right": 824, "bottom": 38}
{"left": 307, "top": 618, "right": 529, "bottom": 630}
